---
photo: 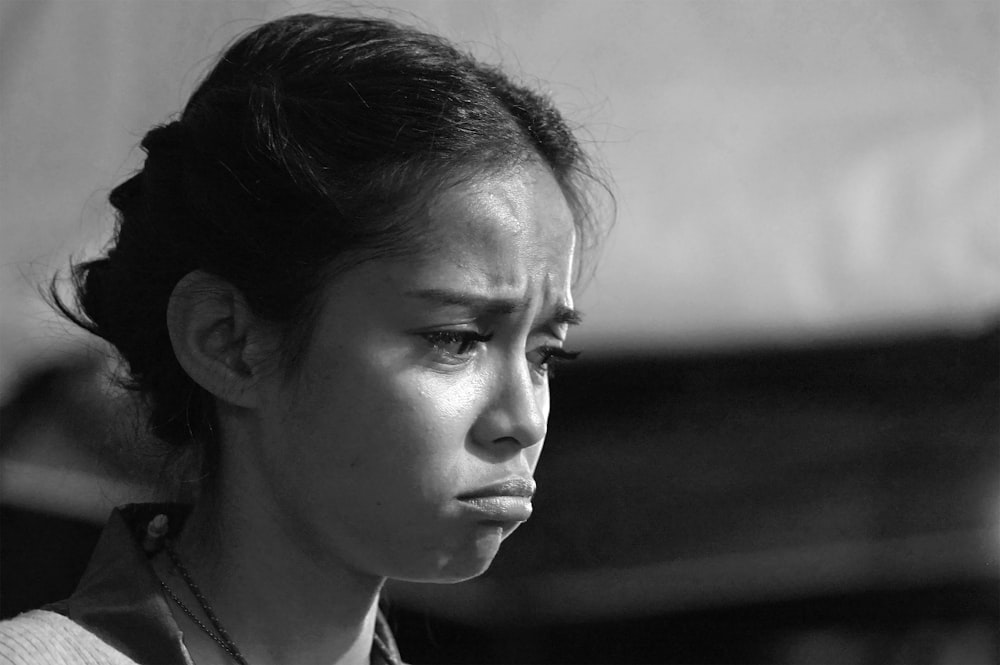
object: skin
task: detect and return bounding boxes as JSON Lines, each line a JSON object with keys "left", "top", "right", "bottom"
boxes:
{"left": 159, "top": 160, "right": 579, "bottom": 665}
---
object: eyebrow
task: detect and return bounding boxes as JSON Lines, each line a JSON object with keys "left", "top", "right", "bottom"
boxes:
{"left": 405, "top": 289, "right": 583, "bottom": 326}
{"left": 553, "top": 304, "right": 583, "bottom": 326}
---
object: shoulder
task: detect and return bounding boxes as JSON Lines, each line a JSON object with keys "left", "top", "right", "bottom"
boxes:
{"left": 0, "top": 610, "right": 136, "bottom": 665}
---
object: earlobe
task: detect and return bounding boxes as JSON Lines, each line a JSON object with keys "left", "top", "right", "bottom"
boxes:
{"left": 166, "top": 271, "right": 268, "bottom": 409}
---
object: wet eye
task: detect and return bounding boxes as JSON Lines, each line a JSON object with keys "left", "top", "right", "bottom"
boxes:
{"left": 422, "top": 331, "right": 493, "bottom": 361}
{"left": 531, "top": 346, "right": 581, "bottom": 377}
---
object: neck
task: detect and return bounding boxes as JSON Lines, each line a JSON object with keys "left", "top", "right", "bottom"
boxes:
{"left": 168, "top": 481, "right": 385, "bottom": 665}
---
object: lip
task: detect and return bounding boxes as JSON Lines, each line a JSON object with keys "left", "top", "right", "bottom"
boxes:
{"left": 457, "top": 477, "right": 536, "bottom": 523}
{"left": 458, "top": 477, "right": 536, "bottom": 500}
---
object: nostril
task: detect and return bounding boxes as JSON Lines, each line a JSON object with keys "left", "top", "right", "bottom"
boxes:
{"left": 493, "top": 431, "right": 545, "bottom": 450}
{"left": 492, "top": 435, "right": 524, "bottom": 448}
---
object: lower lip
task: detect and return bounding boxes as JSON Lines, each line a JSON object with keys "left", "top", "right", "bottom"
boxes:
{"left": 459, "top": 496, "right": 533, "bottom": 523}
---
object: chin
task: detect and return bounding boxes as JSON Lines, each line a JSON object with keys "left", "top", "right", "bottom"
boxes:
{"left": 389, "top": 560, "right": 495, "bottom": 584}
{"left": 392, "top": 527, "right": 508, "bottom": 583}
{"left": 431, "top": 556, "right": 497, "bottom": 584}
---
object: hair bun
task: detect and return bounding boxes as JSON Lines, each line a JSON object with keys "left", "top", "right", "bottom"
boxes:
{"left": 104, "top": 128, "right": 184, "bottom": 217}
{"left": 77, "top": 257, "right": 119, "bottom": 344}
{"left": 135, "top": 122, "right": 189, "bottom": 215}
{"left": 141, "top": 121, "right": 188, "bottom": 155}
{"left": 108, "top": 172, "right": 143, "bottom": 214}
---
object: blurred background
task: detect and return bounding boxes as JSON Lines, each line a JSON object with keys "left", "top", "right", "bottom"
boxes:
{"left": 1, "top": 1, "right": 997, "bottom": 663}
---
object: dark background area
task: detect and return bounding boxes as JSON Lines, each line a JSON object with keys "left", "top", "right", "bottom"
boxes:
{"left": 2, "top": 326, "right": 997, "bottom": 663}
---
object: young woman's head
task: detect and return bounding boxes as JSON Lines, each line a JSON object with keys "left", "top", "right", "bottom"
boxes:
{"left": 59, "top": 13, "right": 607, "bottom": 582}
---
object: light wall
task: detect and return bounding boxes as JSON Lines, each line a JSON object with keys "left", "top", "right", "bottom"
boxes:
{"left": 2, "top": 0, "right": 997, "bottom": 395}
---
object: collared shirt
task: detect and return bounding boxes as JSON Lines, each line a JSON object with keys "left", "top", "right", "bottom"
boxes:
{"left": 41, "top": 504, "right": 403, "bottom": 665}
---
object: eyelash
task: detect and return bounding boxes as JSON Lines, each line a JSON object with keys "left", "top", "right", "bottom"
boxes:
{"left": 533, "top": 346, "right": 581, "bottom": 377}
{"left": 420, "top": 332, "right": 581, "bottom": 376}
{"left": 422, "top": 331, "right": 494, "bottom": 359}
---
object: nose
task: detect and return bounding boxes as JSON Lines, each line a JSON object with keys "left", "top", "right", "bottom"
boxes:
{"left": 472, "top": 357, "right": 548, "bottom": 451}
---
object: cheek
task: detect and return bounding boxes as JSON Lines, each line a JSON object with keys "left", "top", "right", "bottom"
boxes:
{"left": 526, "top": 441, "right": 545, "bottom": 472}
{"left": 525, "top": 386, "right": 551, "bottom": 470}
{"left": 275, "top": 354, "right": 488, "bottom": 483}
{"left": 372, "top": 372, "right": 488, "bottom": 480}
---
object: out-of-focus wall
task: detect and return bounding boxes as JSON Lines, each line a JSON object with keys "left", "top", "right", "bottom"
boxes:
{"left": 2, "top": 0, "right": 998, "bottom": 397}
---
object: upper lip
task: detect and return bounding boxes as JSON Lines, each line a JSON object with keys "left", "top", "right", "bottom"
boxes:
{"left": 458, "top": 477, "right": 536, "bottom": 500}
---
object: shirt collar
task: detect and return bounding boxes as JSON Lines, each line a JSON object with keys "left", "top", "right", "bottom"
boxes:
{"left": 46, "top": 503, "right": 193, "bottom": 664}
{"left": 46, "top": 503, "right": 404, "bottom": 665}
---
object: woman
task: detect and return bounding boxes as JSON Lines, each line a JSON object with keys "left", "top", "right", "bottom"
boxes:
{"left": 1, "top": 12, "right": 607, "bottom": 665}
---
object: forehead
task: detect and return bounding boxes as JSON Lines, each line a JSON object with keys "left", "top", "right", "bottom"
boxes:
{"left": 419, "top": 163, "right": 577, "bottom": 290}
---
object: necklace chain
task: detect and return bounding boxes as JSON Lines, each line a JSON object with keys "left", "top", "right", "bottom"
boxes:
{"left": 150, "top": 516, "right": 395, "bottom": 665}
{"left": 160, "top": 540, "right": 249, "bottom": 665}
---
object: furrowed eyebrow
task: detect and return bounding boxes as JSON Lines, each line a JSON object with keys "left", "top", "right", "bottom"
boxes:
{"left": 553, "top": 305, "right": 583, "bottom": 326}
{"left": 405, "top": 289, "right": 582, "bottom": 326}
{"left": 405, "top": 289, "right": 526, "bottom": 316}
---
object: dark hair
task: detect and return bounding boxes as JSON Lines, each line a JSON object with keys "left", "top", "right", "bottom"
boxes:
{"left": 53, "top": 13, "right": 609, "bottom": 467}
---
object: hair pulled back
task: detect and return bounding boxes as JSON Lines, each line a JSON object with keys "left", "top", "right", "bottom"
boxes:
{"left": 55, "top": 13, "right": 606, "bottom": 462}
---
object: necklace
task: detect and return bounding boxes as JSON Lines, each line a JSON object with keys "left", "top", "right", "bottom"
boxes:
{"left": 147, "top": 514, "right": 397, "bottom": 665}
{"left": 159, "top": 540, "right": 249, "bottom": 665}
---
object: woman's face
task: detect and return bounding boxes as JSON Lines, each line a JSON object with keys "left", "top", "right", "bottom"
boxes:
{"left": 248, "top": 162, "right": 578, "bottom": 583}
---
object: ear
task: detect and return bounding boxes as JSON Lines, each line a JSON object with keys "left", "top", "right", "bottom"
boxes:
{"left": 166, "top": 270, "right": 274, "bottom": 409}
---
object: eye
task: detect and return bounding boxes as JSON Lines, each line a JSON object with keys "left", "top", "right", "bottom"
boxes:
{"left": 530, "top": 346, "right": 581, "bottom": 377}
{"left": 422, "top": 331, "right": 493, "bottom": 362}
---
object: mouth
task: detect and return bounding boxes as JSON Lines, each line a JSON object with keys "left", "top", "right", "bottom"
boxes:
{"left": 457, "top": 477, "right": 536, "bottom": 523}
{"left": 458, "top": 477, "right": 536, "bottom": 500}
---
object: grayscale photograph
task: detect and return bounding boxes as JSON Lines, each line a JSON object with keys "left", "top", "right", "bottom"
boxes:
{"left": 1, "top": 2, "right": 997, "bottom": 663}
